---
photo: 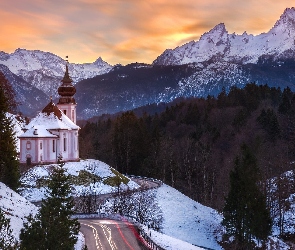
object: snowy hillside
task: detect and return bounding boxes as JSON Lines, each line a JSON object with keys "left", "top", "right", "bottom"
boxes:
{"left": 0, "top": 182, "right": 85, "bottom": 249}
{"left": 19, "top": 159, "right": 140, "bottom": 202}
{"left": 0, "top": 49, "right": 113, "bottom": 97}
{"left": 155, "top": 184, "right": 223, "bottom": 250}
{"left": 18, "top": 159, "right": 223, "bottom": 249}
{"left": 0, "top": 182, "right": 38, "bottom": 242}
{"left": 154, "top": 7, "right": 295, "bottom": 66}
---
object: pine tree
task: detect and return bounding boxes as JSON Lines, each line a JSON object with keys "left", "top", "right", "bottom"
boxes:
{"left": 20, "top": 162, "right": 80, "bottom": 249}
{"left": 222, "top": 144, "right": 272, "bottom": 249}
{"left": 0, "top": 77, "right": 19, "bottom": 191}
{"left": 0, "top": 207, "right": 17, "bottom": 249}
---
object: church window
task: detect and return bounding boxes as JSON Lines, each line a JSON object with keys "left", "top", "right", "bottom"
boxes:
{"left": 40, "top": 142, "right": 42, "bottom": 150}
{"left": 26, "top": 141, "right": 31, "bottom": 150}
{"left": 64, "top": 137, "right": 67, "bottom": 151}
{"left": 53, "top": 140, "right": 55, "bottom": 152}
{"left": 72, "top": 110, "right": 74, "bottom": 121}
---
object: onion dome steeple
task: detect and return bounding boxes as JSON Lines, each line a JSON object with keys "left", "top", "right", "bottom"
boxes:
{"left": 57, "top": 60, "right": 76, "bottom": 104}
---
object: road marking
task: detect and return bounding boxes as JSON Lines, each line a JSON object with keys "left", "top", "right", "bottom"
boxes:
{"left": 93, "top": 221, "right": 118, "bottom": 250}
{"left": 80, "top": 222, "right": 104, "bottom": 250}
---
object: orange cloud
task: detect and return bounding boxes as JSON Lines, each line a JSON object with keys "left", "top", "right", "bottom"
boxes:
{"left": 0, "top": 0, "right": 293, "bottom": 64}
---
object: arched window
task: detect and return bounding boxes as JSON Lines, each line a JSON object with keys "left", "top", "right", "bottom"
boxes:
{"left": 26, "top": 141, "right": 31, "bottom": 150}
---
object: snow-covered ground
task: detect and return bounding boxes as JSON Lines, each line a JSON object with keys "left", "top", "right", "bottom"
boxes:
{"left": 0, "top": 182, "right": 38, "bottom": 242}
{"left": 144, "top": 227, "right": 204, "bottom": 250}
{"left": 154, "top": 184, "right": 222, "bottom": 250}
{"left": 19, "top": 159, "right": 140, "bottom": 202}
{"left": 3, "top": 158, "right": 294, "bottom": 249}
{"left": 0, "top": 182, "right": 84, "bottom": 249}
{"left": 17, "top": 159, "right": 222, "bottom": 249}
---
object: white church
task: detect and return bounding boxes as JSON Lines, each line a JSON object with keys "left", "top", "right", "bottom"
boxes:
{"left": 19, "top": 64, "right": 80, "bottom": 165}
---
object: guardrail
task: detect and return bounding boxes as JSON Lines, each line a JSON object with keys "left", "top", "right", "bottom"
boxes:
{"left": 126, "top": 175, "right": 163, "bottom": 188}
{"left": 138, "top": 228, "right": 165, "bottom": 250}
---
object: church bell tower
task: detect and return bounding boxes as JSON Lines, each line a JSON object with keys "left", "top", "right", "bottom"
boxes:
{"left": 57, "top": 61, "right": 77, "bottom": 123}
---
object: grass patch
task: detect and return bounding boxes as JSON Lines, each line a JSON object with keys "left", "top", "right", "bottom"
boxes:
{"left": 69, "top": 170, "right": 101, "bottom": 185}
{"left": 35, "top": 170, "right": 102, "bottom": 188}
{"left": 103, "top": 168, "right": 129, "bottom": 187}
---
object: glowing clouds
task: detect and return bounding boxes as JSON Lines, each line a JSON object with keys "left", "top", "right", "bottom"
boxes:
{"left": 0, "top": 0, "right": 293, "bottom": 64}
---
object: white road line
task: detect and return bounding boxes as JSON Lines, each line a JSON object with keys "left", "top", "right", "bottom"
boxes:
{"left": 81, "top": 222, "right": 104, "bottom": 250}
{"left": 93, "top": 221, "right": 118, "bottom": 250}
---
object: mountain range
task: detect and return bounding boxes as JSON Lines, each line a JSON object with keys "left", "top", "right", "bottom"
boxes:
{"left": 1, "top": 7, "right": 295, "bottom": 119}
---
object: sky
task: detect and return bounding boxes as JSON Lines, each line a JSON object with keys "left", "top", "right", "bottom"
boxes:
{"left": 0, "top": 0, "right": 294, "bottom": 65}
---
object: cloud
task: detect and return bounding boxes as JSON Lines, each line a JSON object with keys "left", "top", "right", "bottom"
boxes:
{"left": 0, "top": 0, "right": 292, "bottom": 64}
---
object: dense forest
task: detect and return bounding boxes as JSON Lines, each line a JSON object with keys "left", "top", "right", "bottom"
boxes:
{"left": 79, "top": 83, "right": 295, "bottom": 211}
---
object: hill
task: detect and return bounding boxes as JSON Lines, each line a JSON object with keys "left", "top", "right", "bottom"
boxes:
{"left": 0, "top": 182, "right": 38, "bottom": 243}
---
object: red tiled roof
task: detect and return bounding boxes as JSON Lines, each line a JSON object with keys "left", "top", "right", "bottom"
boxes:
{"left": 42, "top": 100, "right": 62, "bottom": 119}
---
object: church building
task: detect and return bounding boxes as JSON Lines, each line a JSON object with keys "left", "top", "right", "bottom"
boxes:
{"left": 19, "top": 63, "right": 79, "bottom": 165}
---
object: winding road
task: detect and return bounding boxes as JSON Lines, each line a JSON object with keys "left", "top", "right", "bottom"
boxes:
{"left": 79, "top": 218, "right": 150, "bottom": 250}
{"left": 78, "top": 177, "right": 161, "bottom": 249}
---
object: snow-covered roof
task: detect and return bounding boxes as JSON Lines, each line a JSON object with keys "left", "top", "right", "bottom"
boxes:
{"left": 19, "top": 101, "right": 79, "bottom": 138}
{"left": 18, "top": 126, "right": 58, "bottom": 138}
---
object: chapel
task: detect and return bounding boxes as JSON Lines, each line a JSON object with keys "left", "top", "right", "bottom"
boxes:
{"left": 18, "top": 63, "right": 80, "bottom": 165}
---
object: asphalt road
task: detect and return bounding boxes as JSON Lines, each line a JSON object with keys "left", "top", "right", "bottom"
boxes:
{"left": 79, "top": 219, "right": 150, "bottom": 250}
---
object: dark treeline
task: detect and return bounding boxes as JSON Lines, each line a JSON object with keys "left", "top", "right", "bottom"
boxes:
{"left": 79, "top": 83, "right": 295, "bottom": 210}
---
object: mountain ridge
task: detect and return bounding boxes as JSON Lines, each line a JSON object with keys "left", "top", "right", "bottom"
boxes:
{"left": 0, "top": 48, "right": 113, "bottom": 98}
{"left": 153, "top": 7, "right": 295, "bottom": 66}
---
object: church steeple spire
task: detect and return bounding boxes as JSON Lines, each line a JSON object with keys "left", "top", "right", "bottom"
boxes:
{"left": 57, "top": 59, "right": 76, "bottom": 104}
{"left": 62, "top": 63, "right": 73, "bottom": 85}
{"left": 57, "top": 57, "right": 77, "bottom": 124}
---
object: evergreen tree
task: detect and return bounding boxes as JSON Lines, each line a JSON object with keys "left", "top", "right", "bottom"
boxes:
{"left": 0, "top": 78, "right": 19, "bottom": 190}
{"left": 112, "top": 111, "right": 149, "bottom": 175}
{"left": 0, "top": 207, "right": 17, "bottom": 249}
{"left": 278, "top": 87, "right": 292, "bottom": 114}
{"left": 0, "top": 71, "right": 18, "bottom": 113}
{"left": 222, "top": 144, "right": 272, "bottom": 249}
{"left": 20, "top": 162, "right": 80, "bottom": 249}
{"left": 257, "top": 108, "right": 280, "bottom": 141}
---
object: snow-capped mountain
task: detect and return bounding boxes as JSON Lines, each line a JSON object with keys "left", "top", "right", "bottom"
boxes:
{"left": 154, "top": 7, "right": 295, "bottom": 65}
{"left": 72, "top": 7, "right": 295, "bottom": 119}
{"left": 0, "top": 49, "right": 113, "bottom": 97}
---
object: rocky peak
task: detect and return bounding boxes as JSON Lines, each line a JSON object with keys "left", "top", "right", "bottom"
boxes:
{"left": 273, "top": 7, "right": 295, "bottom": 30}
{"left": 211, "top": 23, "right": 227, "bottom": 33}
{"left": 94, "top": 56, "right": 112, "bottom": 67}
{"left": 199, "top": 23, "right": 229, "bottom": 45}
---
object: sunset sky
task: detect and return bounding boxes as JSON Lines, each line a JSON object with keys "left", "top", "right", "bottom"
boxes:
{"left": 0, "top": 0, "right": 294, "bottom": 65}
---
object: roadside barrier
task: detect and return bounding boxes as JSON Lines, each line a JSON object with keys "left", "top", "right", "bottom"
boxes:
{"left": 138, "top": 227, "right": 165, "bottom": 250}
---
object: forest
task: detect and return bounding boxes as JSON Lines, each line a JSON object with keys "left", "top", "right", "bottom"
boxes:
{"left": 79, "top": 83, "right": 295, "bottom": 211}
